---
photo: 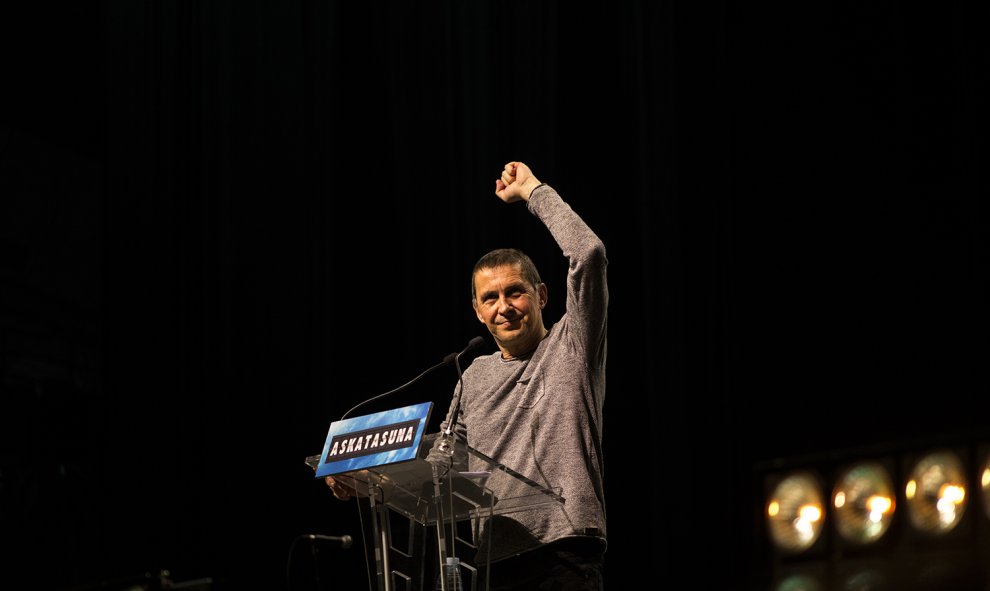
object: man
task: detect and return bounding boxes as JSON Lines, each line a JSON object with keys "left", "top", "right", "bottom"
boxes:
{"left": 328, "top": 161, "right": 608, "bottom": 590}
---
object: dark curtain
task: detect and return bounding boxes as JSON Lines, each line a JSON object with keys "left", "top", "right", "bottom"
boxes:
{"left": 1, "top": 2, "right": 985, "bottom": 590}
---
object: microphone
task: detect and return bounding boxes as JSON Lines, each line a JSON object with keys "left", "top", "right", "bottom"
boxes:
{"left": 442, "top": 336, "right": 483, "bottom": 364}
{"left": 306, "top": 533, "right": 354, "bottom": 549}
{"left": 339, "top": 337, "right": 485, "bottom": 421}
{"left": 458, "top": 337, "right": 485, "bottom": 366}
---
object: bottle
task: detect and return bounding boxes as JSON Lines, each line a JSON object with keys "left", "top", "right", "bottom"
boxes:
{"left": 435, "top": 556, "right": 464, "bottom": 591}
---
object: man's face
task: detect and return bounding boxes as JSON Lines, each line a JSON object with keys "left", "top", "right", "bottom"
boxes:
{"left": 472, "top": 264, "right": 546, "bottom": 357}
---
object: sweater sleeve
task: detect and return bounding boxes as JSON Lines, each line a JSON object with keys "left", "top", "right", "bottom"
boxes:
{"left": 527, "top": 185, "right": 608, "bottom": 366}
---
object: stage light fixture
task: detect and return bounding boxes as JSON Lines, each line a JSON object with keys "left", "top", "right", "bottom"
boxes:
{"left": 831, "top": 460, "right": 896, "bottom": 545}
{"left": 773, "top": 572, "right": 825, "bottom": 591}
{"left": 766, "top": 470, "right": 826, "bottom": 554}
{"left": 757, "top": 439, "right": 990, "bottom": 591}
{"left": 903, "top": 449, "right": 968, "bottom": 535}
{"left": 833, "top": 559, "right": 892, "bottom": 591}
{"left": 980, "top": 449, "right": 990, "bottom": 520}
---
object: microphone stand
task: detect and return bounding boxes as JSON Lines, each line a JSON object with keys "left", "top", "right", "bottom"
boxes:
{"left": 436, "top": 337, "right": 481, "bottom": 457}
{"left": 431, "top": 337, "right": 482, "bottom": 584}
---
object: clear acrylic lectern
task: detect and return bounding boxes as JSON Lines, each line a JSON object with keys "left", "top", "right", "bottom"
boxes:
{"left": 307, "top": 432, "right": 563, "bottom": 591}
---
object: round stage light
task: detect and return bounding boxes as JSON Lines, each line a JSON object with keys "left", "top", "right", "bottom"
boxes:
{"left": 774, "top": 573, "right": 825, "bottom": 591}
{"left": 904, "top": 449, "right": 967, "bottom": 535}
{"left": 767, "top": 471, "right": 825, "bottom": 553}
{"left": 980, "top": 451, "right": 990, "bottom": 520}
{"left": 837, "top": 564, "right": 890, "bottom": 591}
{"left": 832, "top": 461, "right": 896, "bottom": 545}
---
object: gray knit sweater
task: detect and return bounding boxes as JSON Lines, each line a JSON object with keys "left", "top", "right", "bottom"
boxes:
{"left": 441, "top": 184, "right": 608, "bottom": 562}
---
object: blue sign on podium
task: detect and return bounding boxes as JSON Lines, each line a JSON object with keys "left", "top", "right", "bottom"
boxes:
{"left": 315, "top": 401, "right": 433, "bottom": 478}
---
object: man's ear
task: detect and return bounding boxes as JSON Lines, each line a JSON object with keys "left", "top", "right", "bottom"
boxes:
{"left": 538, "top": 283, "right": 548, "bottom": 309}
{"left": 473, "top": 300, "right": 485, "bottom": 323}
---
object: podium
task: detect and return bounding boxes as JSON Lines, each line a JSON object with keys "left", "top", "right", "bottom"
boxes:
{"left": 309, "top": 432, "right": 564, "bottom": 591}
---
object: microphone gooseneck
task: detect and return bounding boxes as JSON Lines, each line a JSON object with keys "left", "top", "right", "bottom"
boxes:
{"left": 338, "top": 337, "right": 484, "bottom": 422}
{"left": 441, "top": 336, "right": 484, "bottom": 440}
{"left": 286, "top": 532, "right": 355, "bottom": 591}
{"left": 307, "top": 533, "right": 354, "bottom": 549}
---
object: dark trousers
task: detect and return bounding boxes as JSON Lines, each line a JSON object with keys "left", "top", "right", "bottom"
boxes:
{"left": 486, "top": 537, "right": 605, "bottom": 591}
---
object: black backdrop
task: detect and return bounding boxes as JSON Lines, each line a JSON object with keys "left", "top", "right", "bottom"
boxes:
{"left": 2, "top": 2, "right": 986, "bottom": 590}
